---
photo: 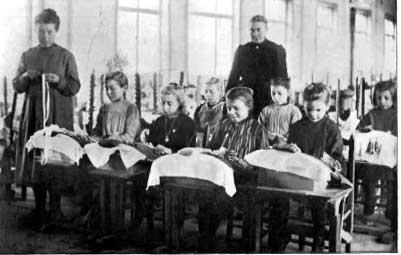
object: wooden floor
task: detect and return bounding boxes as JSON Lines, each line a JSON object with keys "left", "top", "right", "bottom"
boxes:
{"left": 0, "top": 187, "right": 396, "bottom": 253}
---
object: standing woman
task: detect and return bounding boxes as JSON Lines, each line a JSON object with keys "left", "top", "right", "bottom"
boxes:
{"left": 13, "top": 9, "right": 80, "bottom": 226}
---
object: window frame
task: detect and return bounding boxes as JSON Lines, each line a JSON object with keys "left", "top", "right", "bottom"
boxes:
{"left": 116, "top": 0, "right": 163, "bottom": 73}
{"left": 187, "top": 0, "right": 237, "bottom": 76}
{"left": 264, "top": 0, "right": 293, "bottom": 47}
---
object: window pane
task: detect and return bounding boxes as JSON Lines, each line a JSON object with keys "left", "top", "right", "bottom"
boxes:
{"left": 216, "top": 18, "right": 233, "bottom": 75}
{"left": 139, "top": 0, "right": 159, "bottom": 10}
{"left": 355, "top": 11, "right": 370, "bottom": 33}
{"left": 266, "top": 0, "right": 286, "bottom": 21}
{"left": 138, "top": 13, "right": 160, "bottom": 73}
{"left": 216, "top": 0, "right": 233, "bottom": 15}
{"left": 317, "top": 5, "right": 336, "bottom": 29}
{"left": 118, "top": 11, "right": 138, "bottom": 73}
{"left": 0, "top": 1, "right": 27, "bottom": 81}
{"left": 188, "top": 16, "right": 215, "bottom": 75}
{"left": 354, "top": 33, "right": 372, "bottom": 75}
{"left": 385, "top": 19, "right": 395, "bottom": 36}
{"left": 189, "top": 0, "right": 216, "bottom": 13}
{"left": 267, "top": 22, "right": 286, "bottom": 45}
{"left": 119, "top": 0, "right": 139, "bottom": 8}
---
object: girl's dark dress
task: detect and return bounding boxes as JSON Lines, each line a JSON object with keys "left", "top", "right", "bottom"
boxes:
{"left": 148, "top": 113, "right": 195, "bottom": 151}
{"left": 269, "top": 116, "right": 344, "bottom": 252}
{"left": 357, "top": 106, "right": 397, "bottom": 223}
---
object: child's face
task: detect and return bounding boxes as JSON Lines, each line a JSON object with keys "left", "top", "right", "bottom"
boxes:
{"left": 106, "top": 79, "right": 125, "bottom": 102}
{"left": 205, "top": 85, "right": 221, "bottom": 105}
{"left": 271, "top": 85, "right": 289, "bottom": 105}
{"left": 226, "top": 98, "right": 250, "bottom": 123}
{"left": 375, "top": 90, "right": 393, "bottom": 110}
{"left": 304, "top": 100, "right": 328, "bottom": 122}
{"left": 162, "top": 94, "right": 180, "bottom": 117}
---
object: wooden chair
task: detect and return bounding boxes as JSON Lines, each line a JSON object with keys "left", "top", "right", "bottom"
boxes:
{"left": 253, "top": 137, "right": 355, "bottom": 252}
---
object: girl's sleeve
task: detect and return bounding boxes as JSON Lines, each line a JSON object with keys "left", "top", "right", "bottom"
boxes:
{"left": 287, "top": 123, "right": 296, "bottom": 144}
{"left": 185, "top": 117, "right": 196, "bottom": 147}
{"left": 193, "top": 104, "right": 202, "bottom": 131}
{"left": 93, "top": 106, "right": 104, "bottom": 137}
{"left": 326, "top": 123, "right": 344, "bottom": 163}
{"left": 120, "top": 105, "right": 140, "bottom": 143}
{"left": 55, "top": 52, "right": 81, "bottom": 97}
{"left": 357, "top": 111, "right": 371, "bottom": 129}
{"left": 257, "top": 126, "right": 270, "bottom": 150}
{"left": 291, "top": 106, "right": 303, "bottom": 124}
{"left": 148, "top": 118, "right": 160, "bottom": 146}
{"left": 13, "top": 52, "right": 29, "bottom": 93}
{"left": 207, "top": 120, "right": 226, "bottom": 150}
{"left": 258, "top": 108, "right": 268, "bottom": 127}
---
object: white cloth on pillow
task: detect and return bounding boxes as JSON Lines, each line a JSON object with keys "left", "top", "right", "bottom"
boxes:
{"left": 147, "top": 153, "right": 236, "bottom": 196}
{"left": 26, "top": 133, "right": 84, "bottom": 165}
{"left": 84, "top": 143, "right": 146, "bottom": 169}
{"left": 245, "top": 149, "right": 333, "bottom": 191}
{"left": 353, "top": 130, "right": 397, "bottom": 168}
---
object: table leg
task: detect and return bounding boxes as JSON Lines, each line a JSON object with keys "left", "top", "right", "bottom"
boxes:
{"left": 254, "top": 201, "right": 263, "bottom": 253}
{"left": 328, "top": 202, "right": 342, "bottom": 252}
{"left": 164, "top": 187, "right": 172, "bottom": 247}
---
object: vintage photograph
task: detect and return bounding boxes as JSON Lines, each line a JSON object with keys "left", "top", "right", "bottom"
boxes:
{"left": 0, "top": 0, "right": 397, "bottom": 253}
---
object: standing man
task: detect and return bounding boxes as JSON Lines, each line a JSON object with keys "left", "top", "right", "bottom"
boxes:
{"left": 227, "top": 15, "right": 288, "bottom": 116}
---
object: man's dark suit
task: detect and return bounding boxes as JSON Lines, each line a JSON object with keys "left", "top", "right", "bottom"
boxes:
{"left": 227, "top": 39, "right": 288, "bottom": 116}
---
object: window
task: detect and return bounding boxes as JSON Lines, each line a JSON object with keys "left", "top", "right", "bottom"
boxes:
{"left": 117, "top": 0, "right": 161, "bottom": 74}
{"left": 353, "top": 9, "right": 372, "bottom": 77}
{"left": 0, "top": 1, "right": 28, "bottom": 79}
{"left": 315, "top": 2, "right": 339, "bottom": 84}
{"left": 384, "top": 17, "right": 396, "bottom": 79}
{"left": 188, "top": 0, "right": 235, "bottom": 76}
{"left": 317, "top": 3, "right": 337, "bottom": 30}
{"left": 265, "top": 0, "right": 293, "bottom": 47}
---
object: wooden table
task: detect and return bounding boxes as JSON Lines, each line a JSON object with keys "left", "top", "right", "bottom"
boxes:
{"left": 251, "top": 185, "right": 353, "bottom": 253}
{"left": 161, "top": 177, "right": 225, "bottom": 251}
{"left": 89, "top": 156, "right": 151, "bottom": 234}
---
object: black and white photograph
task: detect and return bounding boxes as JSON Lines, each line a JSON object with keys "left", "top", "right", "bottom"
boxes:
{"left": 0, "top": 0, "right": 398, "bottom": 253}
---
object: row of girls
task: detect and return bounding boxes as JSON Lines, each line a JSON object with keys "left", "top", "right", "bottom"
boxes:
{"left": 86, "top": 69, "right": 397, "bottom": 252}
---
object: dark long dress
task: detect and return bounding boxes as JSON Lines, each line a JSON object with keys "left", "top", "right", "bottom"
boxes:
{"left": 12, "top": 43, "right": 81, "bottom": 185}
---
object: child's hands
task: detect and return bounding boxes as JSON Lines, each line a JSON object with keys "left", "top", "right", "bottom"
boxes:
{"left": 359, "top": 125, "right": 372, "bottom": 133}
{"left": 155, "top": 144, "right": 172, "bottom": 155}
{"left": 273, "top": 143, "right": 301, "bottom": 153}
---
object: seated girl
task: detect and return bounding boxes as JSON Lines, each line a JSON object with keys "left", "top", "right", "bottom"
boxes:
{"left": 94, "top": 71, "right": 140, "bottom": 143}
{"left": 356, "top": 80, "right": 397, "bottom": 231}
{"left": 148, "top": 83, "right": 195, "bottom": 154}
{"left": 328, "top": 88, "right": 359, "bottom": 140}
{"left": 196, "top": 86, "right": 270, "bottom": 251}
{"left": 194, "top": 77, "right": 226, "bottom": 146}
{"left": 258, "top": 77, "right": 302, "bottom": 144}
{"left": 269, "top": 83, "right": 344, "bottom": 252}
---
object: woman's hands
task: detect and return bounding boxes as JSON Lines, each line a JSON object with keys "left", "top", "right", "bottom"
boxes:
{"left": 44, "top": 73, "right": 60, "bottom": 83}
{"left": 20, "top": 71, "right": 60, "bottom": 84}
{"left": 22, "top": 70, "right": 41, "bottom": 80}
